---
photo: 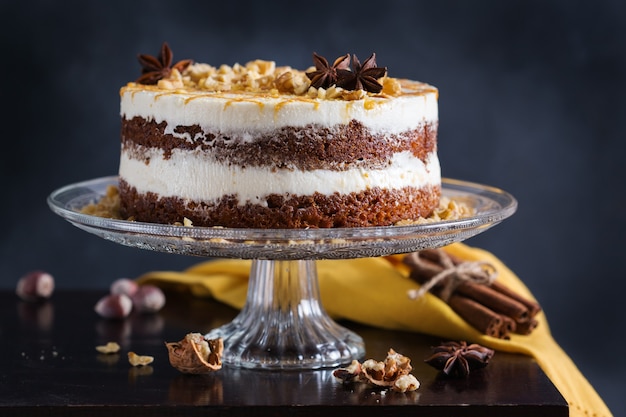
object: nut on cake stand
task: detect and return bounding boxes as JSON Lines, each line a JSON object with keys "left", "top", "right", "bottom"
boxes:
{"left": 48, "top": 176, "right": 517, "bottom": 370}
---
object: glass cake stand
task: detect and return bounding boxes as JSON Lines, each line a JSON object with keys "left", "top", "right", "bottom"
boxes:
{"left": 47, "top": 176, "right": 517, "bottom": 370}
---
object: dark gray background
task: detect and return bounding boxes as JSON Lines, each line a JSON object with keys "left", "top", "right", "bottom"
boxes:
{"left": 1, "top": 0, "right": 624, "bottom": 414}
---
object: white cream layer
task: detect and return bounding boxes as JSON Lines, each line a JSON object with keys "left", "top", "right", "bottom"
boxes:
{"left": 120, "top": 81, "right": 438, "bottom": 138}
{"left": 119, "top": 149, "right": 440, "bottom": 206}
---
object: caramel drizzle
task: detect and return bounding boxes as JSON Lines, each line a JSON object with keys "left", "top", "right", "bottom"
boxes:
{"left": 121, "top": 79, "right": 436, "bottom": 122}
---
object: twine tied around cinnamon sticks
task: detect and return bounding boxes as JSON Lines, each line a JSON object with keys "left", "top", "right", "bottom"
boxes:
{"left": 404, "top": 249, "right": 542, "bottom": 339}
{"left": 407, "top": 255, "right": 497, "bottom": 302}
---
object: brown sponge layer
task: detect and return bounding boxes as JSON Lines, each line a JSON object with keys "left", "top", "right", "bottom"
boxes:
{"left": 121, "top": 117, "right": 437, "bottom": 170}
{"left": 119, "top": 179, "right": 441, "bottom": 229}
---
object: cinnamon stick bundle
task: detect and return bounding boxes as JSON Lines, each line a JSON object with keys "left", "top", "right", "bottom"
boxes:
{"left": 404, "top": 249, "right": 542, "bottom": 339}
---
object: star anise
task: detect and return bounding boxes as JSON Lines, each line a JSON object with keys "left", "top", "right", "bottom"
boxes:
{"left": 336, "top": 53, "right": 387, "bottom": 93}
{"left": 306, "top": 52, "right": 350, "bottom": 89}
{"left": 136, "top": 42, "right": 193, "bottom": 85}
{"left": 424, "top": 341, "right": 494, "bottom": 378}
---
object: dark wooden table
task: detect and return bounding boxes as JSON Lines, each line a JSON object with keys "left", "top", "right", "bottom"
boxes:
{"left": 0, "top": 290, "right": 567, "bottom": 416}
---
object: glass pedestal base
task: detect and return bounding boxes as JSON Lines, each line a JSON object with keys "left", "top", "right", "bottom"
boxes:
{"left": 206, "top": 259, "right": 364, "bottom": 369}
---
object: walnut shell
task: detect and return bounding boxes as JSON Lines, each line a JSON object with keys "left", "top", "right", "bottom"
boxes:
{"left": 165, "top": 333, "right": 223, "bottom": 374}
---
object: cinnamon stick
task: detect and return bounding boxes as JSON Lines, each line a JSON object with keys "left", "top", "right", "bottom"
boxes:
{"left": 498, "top": 315, "right": 516, "bottom": 339}
{"left": 444, "top": 251, "right": 542, "bottom": 319}
{"left": 404, "top": 249, "right": 541, "bottom": 338}
{"left": 515, "top": 318, "right": 539, "bottom": 335}
{"left": 405, "top": 253, "right": 530, "bottom": 323}
{"left": 490, "top": 281, "right": 542, "bottom": 318}
{"left": 447, "top": 294, "right": 503, "bottom": 337}
{"left": 455, "top": 282, "right": 530, "bottom": 323}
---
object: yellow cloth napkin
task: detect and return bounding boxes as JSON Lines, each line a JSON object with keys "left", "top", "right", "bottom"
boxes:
{"left": 137, "top": 242, "right": 612, "bottom": 417}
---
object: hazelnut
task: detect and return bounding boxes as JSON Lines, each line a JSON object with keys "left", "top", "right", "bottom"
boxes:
{"left": 16, "top": 271, "right": 55, "bottom": 301}
{"left": 110, "top": 278, "right": 138, "bottom": 297}
{"left": 94, "top": 294, "right": 133, "bottom": 319}
{"left": 132, "top": 285, "right": 166, "bottom": 313}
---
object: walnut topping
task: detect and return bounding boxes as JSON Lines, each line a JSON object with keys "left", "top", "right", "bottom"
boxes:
{"left": 165, "top": 333, "right": 223, "bottom": 374}
{"left": 129, "top": 44, "right": 411, "bottom": 100}
{"left": 333, "top": 349, "right": 420, "bottom": 393}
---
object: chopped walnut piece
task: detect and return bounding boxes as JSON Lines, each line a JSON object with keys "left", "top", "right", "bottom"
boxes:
{"left": 157, "top": 68, "right": 185, "bottom": 89}
{"left": 96, "top": 342, "right": 121, "bottom": 354}
{"left": 361, "top": 348, "right": 413, "bottom": 387}
{"left": 431, "top": 197, "right": 476, "bottom": 222}
{"left": 381, "top": 76, "right": 402, "bottom": 96}
{"left": 325, "top": 85, "right": 344, "bottom": 99}
{"left": 185, "top": 63, "right": 216, "bottom": 84}
{"left": 395, "top": 197, "right": 475, "bottom": 226}
{"left": 80, "top": 185, "right": 122, "bottom": 219}
{"left": 393, "top": 374, "right": 420, "bottom": 393}
{"left": 128, "top": 351, "right": 154, "bottom": 366}
{"left": 332, "top": 359, "right": 362, "bottom": 383}
{"left": 340, "top": 89, "right": 367, "bottom": 101}
{"left": 246, "top": 59, "right": 275, "bottom": 76}
{"left": 274, "top": 70, "right": 310, "bottom": 95}
{"left": 165, "top": 333, "right": 223, "bottom": 374}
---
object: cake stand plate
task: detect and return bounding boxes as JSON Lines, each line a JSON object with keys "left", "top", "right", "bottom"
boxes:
{"left": 48, "top": 176, "right": 517, "bottom": 370}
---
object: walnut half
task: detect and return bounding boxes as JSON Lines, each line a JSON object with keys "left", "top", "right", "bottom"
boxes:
{"left": 333, "top": 349, "right": 420, "bottom": 393}
{"left": 165, "top": 333, "right": 223, "bottom": 374}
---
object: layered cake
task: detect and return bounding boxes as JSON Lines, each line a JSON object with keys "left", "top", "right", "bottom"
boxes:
{"left": 119, "top": 43, "right": 441, "bottom": 228}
